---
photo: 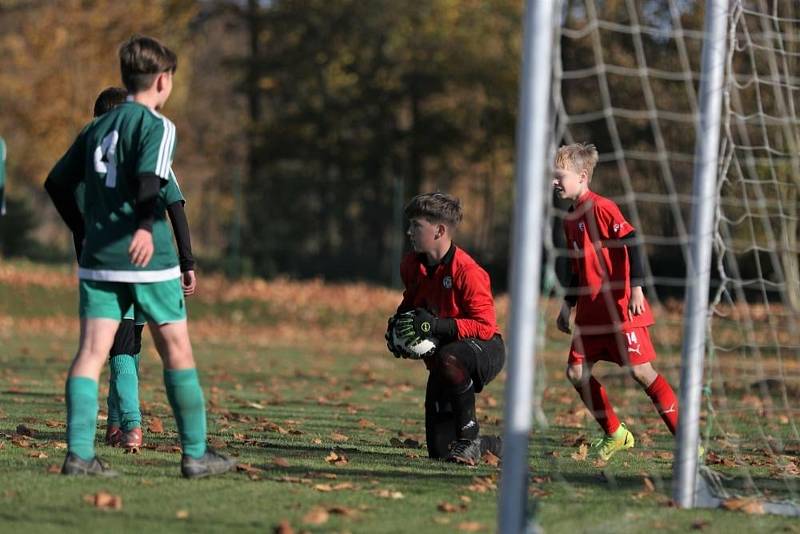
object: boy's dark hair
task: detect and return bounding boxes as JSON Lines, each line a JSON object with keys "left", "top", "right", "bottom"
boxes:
{"left": 93, "top": 87, "right": 128, "bottom": 118}
{"left": 119, "top": 35, "right": 178, "bottom": 94}
{"left": 404, "top": 192, "right": 463, "bottom": 228}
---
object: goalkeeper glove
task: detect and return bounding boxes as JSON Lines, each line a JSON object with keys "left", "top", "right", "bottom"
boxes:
{"left": 395, "top": 307, "right": 456, "bottom": 343}
{"left": 385, "top": 315, "right": 403, "bottom": 358}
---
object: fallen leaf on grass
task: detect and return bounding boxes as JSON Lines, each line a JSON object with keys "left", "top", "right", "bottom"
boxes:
{"left": 84, "top": 491, "right": 122, "bottom": 510}
{"left": 691, "top": 519, "right": 710, "bottom": 530}
{"left": 273, "top": 457, "right": 290, "bottom": 467}
{"left": 358, "top": 418, "right": 376, "bottom": 428}
{"left": 436, "top": 501, "right": 462, "bottom": 514}
{"left": 311, "top": 438, "right": 323, "bottom": 445}
{"left": 302, "top": 506, "right": 329, "bottom": 525}
{"left": 374, "top": 489, "right": 404, "bottom": 499}
{"left": 274, "top": 520, "right": 294, "bottom": 534}
{"left": 330, "top": 432, "right": 349, "bottom": 443}
{"left": 325, "top": 450, "right": 349, "bottom": 465}
{"left": 28, "top": 451, "right": 47, "bottom": 459}
{"left": 45, "top": 420, "right": 63, "bottom": 428}
{"left": 482, "top": 451, "right": 500, "bottom": 466}
{"left": 466, "top": 476, "right": 497, "bottom": 493}
{"left": 721, "top": 498, "right": 765, "bottom": 515}
{"left": 570, "top": 443, "right": 588, "bottom": 461}
{"left": 148, "top": 418, "right": 164, "bottom": 434}
{"left": 46, "top": 464, "right": 61, "bottom": 474}
{"left": 175, "top": 509, "right": 189, "bottom": 519}
{"left": 328, "top": 505, "right": 359, "bottom": 517}
{"left": 643, "top": 476, "right": 656, "bottom": 493}
{"left": 457, "top": 521, "right": 485, "bottom": 532}
{"left": 52, "top": 441, "right": 67, "bottom": 450}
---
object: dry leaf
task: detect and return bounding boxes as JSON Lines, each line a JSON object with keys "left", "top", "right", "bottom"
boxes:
{"left": 327, "top": 505, "right": 358, "bottom": 517}
{"left": 274, "top": 520, "right": 294, "bottom": 534}
{"left": 273, "top": 457, "right": 290, "bottom": 467}
{"left": 324, "top": 450, "right": 349, "bottom": 465}
{"left": 311, "top": 438, "right": 323, "bottom": 445}
{"left": 28, "top": 451, "right": 48, "bottom": 459}
{"left": 482, "top": 451, "right": 500, "bottom": 466}
{"left": 302, "top": 506, "right": 329, "bottom": 525}
{"left": 438, "top": 502, "right": 459, "bottom": 513}
{"left": 457, "top": 521, "right": 485, "bottom": 532}
{"left": 571, "top": 443, "right": 588, "bottom": 461}
{"left": 46, "top": 464, "right": 61, "bottom": 474}
{"left": 84, "top": 491, "right": 122, "bottom": 510}
{"left": 176, "top": 509, "right": 189, "bottom": 519}
{"left": 721, "top": 498, "right": 765, "bottom": 515}
{"left": 330, "top": 432, "right": 349, "bottom": 442}
{"left": 643, "top": 476, "right": 656, "bottom": 493}
{"left": 374, "top": 489, "right": 404, "bottom": 499}
{"left": 148, "top": 418, "right": 164, "bottom": 433}
{"left": 691, "top": 519, "right": 710, "bottom": 530}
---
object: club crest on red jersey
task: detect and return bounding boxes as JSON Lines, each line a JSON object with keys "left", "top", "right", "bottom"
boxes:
{"left": 442, "top": 276, "right": 453, "bottom": 289}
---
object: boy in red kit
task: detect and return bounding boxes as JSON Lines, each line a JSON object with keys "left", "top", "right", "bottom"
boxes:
{"left": 553, "top": 143, "right": 679, "bottom": 461}
{"left": 387, "top": 193, "right": 505, "bottom": 465}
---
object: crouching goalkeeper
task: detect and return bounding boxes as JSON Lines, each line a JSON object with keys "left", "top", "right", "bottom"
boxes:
{"left": 386, "top": 192, "right": 505, "bottom": 465}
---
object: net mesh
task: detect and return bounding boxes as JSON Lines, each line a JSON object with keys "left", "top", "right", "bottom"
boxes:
{"left": 540, "top": 0, "right": 799, "bottom": 505}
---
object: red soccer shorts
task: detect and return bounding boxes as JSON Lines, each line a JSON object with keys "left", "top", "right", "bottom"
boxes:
{"left": 568, "top": 326, "right": 657, "bottom": 367}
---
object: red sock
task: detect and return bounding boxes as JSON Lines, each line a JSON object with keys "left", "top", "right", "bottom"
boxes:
{"left": 573, "top": 377, "right": 620, "bottom": 435}
{"left": 645, "top": 374, "right": 678, "bottom": 435}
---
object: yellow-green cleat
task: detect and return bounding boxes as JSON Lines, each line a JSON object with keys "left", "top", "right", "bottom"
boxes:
{"left": 592, "top": 423, "right": 635, "bottom": 461}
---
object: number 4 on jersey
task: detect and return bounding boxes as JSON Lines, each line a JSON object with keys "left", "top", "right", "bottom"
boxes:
{"left": 93, "top": 131, "right": 120, "bottom": 188}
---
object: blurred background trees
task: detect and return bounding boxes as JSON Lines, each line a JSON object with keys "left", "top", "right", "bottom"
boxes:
{"left": 0, "top": 0, "right": 714, "bottom": 290}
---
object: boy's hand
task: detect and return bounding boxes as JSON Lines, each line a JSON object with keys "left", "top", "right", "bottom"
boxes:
{"left": 556, "top": 301, "right": 572, "bottom": 334}
{"left": 182, "top": 270, "right": 197, "bottom": 296}
{"left": 129, "top": 229, "right": 154, "bottom": 267}
{"left": 629, "top": 286, "right": 645, "bottom": 317}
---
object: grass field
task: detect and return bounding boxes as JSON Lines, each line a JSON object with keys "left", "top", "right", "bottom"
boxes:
{"left": 0, "top": 260, "right": 798, "bottom": 533}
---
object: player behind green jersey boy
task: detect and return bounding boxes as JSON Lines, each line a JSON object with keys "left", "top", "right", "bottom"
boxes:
{"left": 45, "top": 35, "right": 232, "bottom": 477}
{"left": 73, "top": 87, "right": 197, "bottom": 453}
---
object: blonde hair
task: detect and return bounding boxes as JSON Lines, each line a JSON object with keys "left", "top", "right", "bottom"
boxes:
{"left": 555, "top": 143, "right": 599, "bottom": 181}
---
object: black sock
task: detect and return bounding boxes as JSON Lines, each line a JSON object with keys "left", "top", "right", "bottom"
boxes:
{"left": 451, "top": 379, "right": 479, "bottom": 440}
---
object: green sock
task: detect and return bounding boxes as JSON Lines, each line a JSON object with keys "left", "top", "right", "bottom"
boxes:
{"left": 110, "top": 354, "right": 141, "bottom": 431}
{"left": 66, "top": 376, "right": 98, "bottom": 461}
{"left": 164, "top": 368, "right": 207, "bottom": 458}
{"left": 106, "top": 372, "right": 120, "bottom": 428}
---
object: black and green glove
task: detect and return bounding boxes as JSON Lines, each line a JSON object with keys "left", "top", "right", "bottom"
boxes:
{"left": 395, "top": 307, "right": 456, "bottom": 344}
{"left": 385, "top": 315, "right": 403, "bottom": 357}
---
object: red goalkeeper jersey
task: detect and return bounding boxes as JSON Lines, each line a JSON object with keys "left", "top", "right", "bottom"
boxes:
{"left": 398, "top": 244, "right": 500, "bottom": 340}
{"left": 563, "top": 190, "right": 654, "bottom": 333}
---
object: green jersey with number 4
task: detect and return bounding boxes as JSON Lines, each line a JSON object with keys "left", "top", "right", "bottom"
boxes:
{"left": 48, "top": 101, "right": 180, "bottom": 282}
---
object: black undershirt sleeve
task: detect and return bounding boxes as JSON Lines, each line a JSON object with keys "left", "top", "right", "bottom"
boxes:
{"left": 135, "top": 173, "right": 162, "bottom": 232}
{"left": 44, "top": 180, "right": 85, "bottom": 253}
{"left": 166, "top": 201, "right": 195, "bottom": 272}
{"left": 621, "top": 230, "right": 645, "bottom": 286}
{"left": 564, "top": 271, "right": 579, "bottom": 307}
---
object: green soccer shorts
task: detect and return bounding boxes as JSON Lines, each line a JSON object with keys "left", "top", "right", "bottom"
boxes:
{"left": 79, "top": 278, "right": 186, "bottom": 324}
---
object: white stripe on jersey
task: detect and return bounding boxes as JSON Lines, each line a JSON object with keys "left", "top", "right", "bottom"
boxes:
{"left": 78, "top": 265, "right": 181, "bottom": 283}
{"left": 162, "top": 121, "right": 175, "bottom": 178}
{"left": 155, "top": 117, "right": 175, "bottom": 179}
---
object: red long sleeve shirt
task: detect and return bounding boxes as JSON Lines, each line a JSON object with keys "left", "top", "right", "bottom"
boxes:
{"left": 397, "top": 244, "right": 500, "bottom": 340}
{"left": 563, "top": 190, "right": 654, "bottom": 333}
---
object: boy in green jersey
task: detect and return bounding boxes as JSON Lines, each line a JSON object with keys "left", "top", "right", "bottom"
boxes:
{"left": 45, "top": 35, "right": 232, "bottom": 478}
{"left": 74, "top": 87, "right": 197, "bottom": 453}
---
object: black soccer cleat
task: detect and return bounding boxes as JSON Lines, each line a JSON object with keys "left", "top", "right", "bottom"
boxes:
{"left": 447, "top": 438, "right": 482, "bottom": 466}
{"left": 61, "top": 452, "right": 119, "bottom": 477}
{"left": 181, "top": 447, "right": 236, "bottom": 479}
{"left": 480, "top": 435, "right": 503, "bottom": 458}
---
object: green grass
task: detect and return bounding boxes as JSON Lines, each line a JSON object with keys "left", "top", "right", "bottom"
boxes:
{"left": 0, "top": 261, "right": 798, "bottom": 533}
